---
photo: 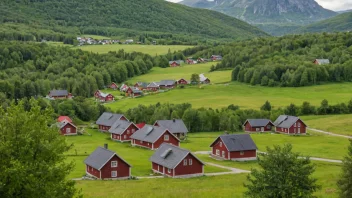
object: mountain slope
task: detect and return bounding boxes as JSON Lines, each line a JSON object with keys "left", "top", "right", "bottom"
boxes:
{"left": 0, "top": 0, "right": 267, "bottom": 42}
{"left": 179, "top": 0, "right": 337, "bottom": 35}
{"left": 297, "top": 12, "right": 352, "bottom": 33}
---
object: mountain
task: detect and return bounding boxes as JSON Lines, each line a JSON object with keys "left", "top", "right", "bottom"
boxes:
{"left": 179, "top": 0, "right": 337, "bottom": 35}
{"left": 337, "top": 9, "right": 352, "bottom": 14}
{"left": 0, "top": 0, "right": 267, "bottom": 43}
{"left": 297, "top": 12, "right": 352, "bottom": 33}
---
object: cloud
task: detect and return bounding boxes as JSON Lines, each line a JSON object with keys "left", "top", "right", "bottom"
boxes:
{"left": 316, "top": 0, "right": 352, "bottom": 11}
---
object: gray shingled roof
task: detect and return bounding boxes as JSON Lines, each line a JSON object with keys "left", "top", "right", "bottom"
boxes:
{"left": 147, "top": 82, "right": 159, "bottom": 88}
{"left": 96, "top": 112, "right": 126, "bottom": 126}
{"left": 159, "top": 80, "right": 176, "bottom": 86}
{"left": 108, "top": 120, "right": 134, "bottom": 135}
{"left": 244, "top": 119, "right": 273, "bottom": 127}
{"left": 210, "top": 134, "right": 257, "bottom": 152}
{"left": 130, "top": 125, "right": 173, "bottom": 143}
{"left": 273, "top": 115, "right": 306, "bottom": 128}
{"left": 130, "top": 87, "right": 143, "bottom": 94}
{"left": 84, "top": 147, "right": 131, "bottom": 170}
{"left": 315, "top": 59, "right": 330, "bottom": 65}
{"left": 149, "top": 143, "right": 204, "bottom": 169}
{"left": 49, "top": 90, "right": 68, "bottom": 96}
{"left": 155, "top": 119, "right": 188, "bottom": 134}
{"left": 136, "top": 82, "right": 149, "bottom": 88}
{"left": 56, "top": 121, "right": 76, "bottom": 129}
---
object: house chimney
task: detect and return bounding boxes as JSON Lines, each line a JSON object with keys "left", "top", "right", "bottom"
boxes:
{"left": 104, "top": 143, "right": 108, "bottom": 149}
{"left": 173, "top": 118, "right": 176, "bottom": 122}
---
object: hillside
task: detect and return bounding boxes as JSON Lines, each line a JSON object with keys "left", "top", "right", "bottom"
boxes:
{"left": 0, "top": 0, "right": 267, "bottom": 43}
{"left": 297, "top": 12, "right": 352, "bottom": 33}
{"left": 179, "top": 0, "right": 337, "bottom": 35}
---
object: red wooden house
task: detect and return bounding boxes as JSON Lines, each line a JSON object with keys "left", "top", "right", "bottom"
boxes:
{"left": 186, "top": 58, "right": 197, "bottom": 64}
{"left": 110, "top": 82, "right": 119, "bottom": 90}
{"left": 95, "top": 90, "right": 114, "bottom": 102}
{"left": 57, "top": 121, "right": 77, "bottom": 136}
{"left": 177, "top": 78, "right": 188, "bottom": 85}
{"left": 96, "top": 112, "right": 128, "bottom": 132}
{"left": 109, "top": 120, "right": 139, "bottom": 142}
{"left": 169, "top": 61, "right": 182, "bottom": 67}
{"left": 119, "top": 84, "right": 129, "bottom": 92}
{"left": 210, "top": 134, "right": 257, "bottom": 161}
{"left": 273, "top": 115, "right": 307, "bottom": 135}
{"left": 211, "top": 55, "right": 223, "bottom": 61}
{"left": 154, "top": 119, "right": 188, "bottom": 139}
{"left": 134, "top": 82, "right": 148, "bottom": 90}
{"left": 136, "top": 123, "right": 146, "bottom": 129}
{"left": 84, "top": 144, "right": 131, "bottom": 180}
{"left": 313, "top": 59, "right": 330, "bottom": 65}
{"left": 199, "top": 74, "right": 210, "bottom": 84}
{"left": 57, "top": 116, "right": 72, "bottom": 123}
{"left": 130, "top": 125, "right": 180, "bottom": 150}
{"left": 147, "top": 82, "right": 160, "bottom": 92}
{"left": 197, "top": 58, "right": 206, "bottom": 63}
{"left": 48, "top": 90, "right": 72, "bottom": 99}
{"left": 126, "top": 87, "right": 143, "bottom": 97}
{"left": 243, "top": 119, "right": 274, "bottom": 132}
{"left": 94, "top": 90, "right": 102, "bottom": 98}
{"left": 159, "top": 80, "right": 177, "bottom": 89}
{"left": 150, "top": 143, "right": 205, "bottom": 178}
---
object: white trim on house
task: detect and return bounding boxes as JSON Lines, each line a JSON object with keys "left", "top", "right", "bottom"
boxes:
{"left": 131, "top": 142, "right": 154, "bottom": 150}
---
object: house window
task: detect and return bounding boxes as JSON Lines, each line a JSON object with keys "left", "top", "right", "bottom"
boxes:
{"left": 189, "top": 159, "right": 193, "bottom": 165}
{"left": 124, "top": 135, "right": 127, "bottom": 139}
{"left": 117, "top": 136, "right": 120, "bottom": 139}
{"left": 220, "top": 142, "right": 222, "bottom": 147}
{"left": 222, "top": 151, "right": 225, "bottom": 158}
{"left": 298, "top": 122, "right": 301, "bottom": 127}
{"left": 168, "top": 168, "right": 171, "bottom": 173}
{"left": 216, "top": 149, "right": 220, "bottom": 156}
{"left": 164, "top": 134, "right": 169, "bottom": 141}
{"left": 111, "top": 171, "right": 117, "bottom": 177}
{"left": 267, "top": 125, "right": 271, "bottom": 129}
{"left": 294, "top": 123, "right": 297, "bottom": 127}
{"left": 66, "top": 128, "right": 71, "bottom": 133}
{"left": 256, "top": 128, "right": 260, "bottom": 131}
{"left": 240, "top": 151, "right": 244, "bottom": 155}
{"left": 140, "top": 140, "right": 143, "bottom": 144}
{"left": 127, "top": 130, "right": 130, "bottom": 134}
{"left": 111, "top": 161, "right": 118, "bottom": 167}
{"left": 132, "top": 129, "right": 135, "bottom": 133}
{"left": 183, "top": 159, "right": 187, "bottom": 166}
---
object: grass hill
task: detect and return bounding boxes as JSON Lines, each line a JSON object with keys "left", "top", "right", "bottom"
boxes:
{"left": 297, "top": 12, "right": 352, "bottom": 33}
{"left": 0, "top": 0, "right": 267, "bottom": 43}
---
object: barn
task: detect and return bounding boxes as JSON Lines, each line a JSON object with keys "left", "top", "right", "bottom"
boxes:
{"left": 147, "top": 82, "right": 160, "bottom": 92}
{"left": 243, "top": 119, "right": 274, "bottom": 132}
{"left": 57, "top": 121, "right": 77, "bottom": 136}
{"left": 177, "top": 78, "right": 188, "bottom": 85}
{"left": 274, "top": 115, "right": 307, "bottom": 135}
{"left": 154, "top": 119, "right": 188, "bottom": 139}
{"left": 110, "top": 82, "right": 119, "bottom": 90}
{"left": 130, "top": 125, "right": 180, "bottom": 150}
{"left": 48, "top": 90, "right": 72, "bottom": 99}
{"left": 96, "top": 112, "right": 128, "bottom": 132}
{"left": 210, "top": 134, "right": 257, "bottom": 161}
{"left": 84, "top": 144, "right": 131, "bottom": 180}
{"left": 109, "top": 120, "right": 139, "bottom": 142}
{"left": 150, "top": 143, "right": 205, "bottom": 178}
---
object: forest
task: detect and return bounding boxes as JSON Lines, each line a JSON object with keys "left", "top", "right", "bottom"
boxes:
{"left": 188, "top": 32, "right": 352, "bottom": 87}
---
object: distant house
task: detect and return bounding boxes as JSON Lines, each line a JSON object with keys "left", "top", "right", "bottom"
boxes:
{"left": 159, "top": 80, "right": 177, "bottom": 89}
{"left": 84, "top": 144, "right": 131, "bottom": 180}
{"left": 186, "top": 58, "right": 197, "bottom": 64}
{"left": 150, "top": 143, "right": 205, "bottom": 178}
{"left": 210, "top": 134, "right": 257, "bottom": 161}
{"left": 211, "top": 55, "right": 222, "bottom": 61}
{"left": 147, "top": 82, "right": 160, "bottom": 92}
{"left": 94, "top": 90, "right": 102, "bottom": 98}
{"left": 96, "top": 112, "right": 128, "bottom": 132}
{"left": 177, "top": 78, "right": 188, "bottom": 85}
{"left": 48, "top": 90, "right": 72, "bottom": 99}
{"left": 109, "top": 120, "right": 139, "bottom": 142}
{"left": 169, "top": 60, "right": 181, "bottom": 67}
{"left": 110, "top": 82, "right": 119, "bottom": 90}
{"left": 134, "top": 82, "right": 149, "bottom": 90}
{"left": 243, "top": 119, "right": 274, "bottom": 132}
{"left": 154, "top": 119, "right": 188, "bottom": 139}
{"left": 273, "top": 115, "right": 307, "bottom": 135}
{"left": 199, "top": 74, "right": 210, "bottom": 84}
{"left": 57, "top": 121, "right": 77, "bottom": 136}
{"left": 57, "top": 116, "right": 72, "bottom": 123}
{"left": 125, "top": 39, "right": 134, "bottom": 44}
{"left": 130, "top": 125, "right": 180, "bottom": 150}
{"left": 95, "top": 90, "right": 114, "bottom": 102}
{"left": 313, "top": 59, "right": 330, "bottom": 65}
{"left": 126, "top": 87, "right": 143, "bottom": 97}
{"left": 197, "top": 58, "right": 207, "bottom": 63}
{"left": 119, "top": 84, "right": 129, "bottom": 92}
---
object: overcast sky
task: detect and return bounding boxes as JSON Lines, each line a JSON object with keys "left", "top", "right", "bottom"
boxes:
{"left": 167, "top": 0, "right": 352, "bottom": 11}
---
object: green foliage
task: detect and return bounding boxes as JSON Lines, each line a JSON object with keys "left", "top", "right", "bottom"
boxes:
{"left": 244, "top": 144, "right": 320, "bottom": 198}
{"left": 190, "top": 73, "right": 200, "bottom": 84}
{"left": 0, "top": 99, "right": 79, "bottom": 198}
{"left": 337, "top": 139, "right": 352, "bottom": 198}
{"left": 260, "top": 101, "right": 272, "bottom": 111}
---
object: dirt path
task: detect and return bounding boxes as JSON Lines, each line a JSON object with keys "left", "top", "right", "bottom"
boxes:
{"left": 205, "top": 162, "right": 250, "bottom": 174}
{"left": 308, "top": 128, "right": 352, "bottom": 139}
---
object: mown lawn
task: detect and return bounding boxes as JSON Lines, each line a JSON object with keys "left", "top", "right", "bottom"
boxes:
{"left": 77, "top": 44, "right": 192, "bottom": 55}
{"left": 302, "top": 114, "right": 352, "bottom": 136}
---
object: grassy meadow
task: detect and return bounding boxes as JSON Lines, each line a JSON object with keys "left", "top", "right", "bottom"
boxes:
{"left": 302, "top": 114, "right": 352, "bottom": 136}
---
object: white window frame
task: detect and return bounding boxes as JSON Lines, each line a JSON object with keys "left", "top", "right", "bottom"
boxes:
{"left": 127, "top": 130, "right": 130, "bottom": 134}
{"left": 132, "top": 129, "right": 135, "bottom": 133}
{"left": 168, "top": 168, "right": 171, "bottom": 173}
{"left": 164, "top": 134, "right": 169, "bottom": 141}
{"left": 216, "top": 149, "right": 220, "bottom": 156}
{"left": 294, "top": 123, "right": 297, "bottom": 127}
{"left": 141, "top": 140, "right": 143, "bottom": 144}
{"left": 240, "top": 151, "right": 244, "bottom": 156}
{"left": 189, "top": 159, "right": 193, "bottom": 165}
{"left": 256, "top": 128, "right": 260, "bottom": 131}
{"left": 298, "top": 122, "right": 301, "bottom": 127}
{"left": 111, "top": 161, "right": 118, "bottom": 167}
{"left": 220, "top": 142, "right": 222, "bottom": 147}
{"left": 183, "top": 159, "right": 187, "bottom": 166}
{"left": 111, "top": 171, "right": 117, "bottom": 178}
{"left": 124, "top": 135, "right": 127, "bottom": 139}
{"left": 66, "top": 128, "right": 71, "bottom": 133}
{"left": 222, "top": 151, "right": 225, "bottom": 158}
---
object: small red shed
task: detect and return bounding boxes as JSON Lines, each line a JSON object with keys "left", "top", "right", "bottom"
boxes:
{"left": 84, "top": 144, "right": 131, "bottom": 180}
{"left": 177, "top": 78, "right": 188, "bottom": 85}
{"left": 150, "top": 143, "right": 205, "bottom": 178}
{"left": 109, "top": 120, "right": 139, "bottom": 142}
{"left": 126, "top": 87, "right": 143, "bottom": 97}
{"left": 243, "top": 119, "right": 274, "bottom": 132}
{"left": 273, "top": 115, "right": 307, "bottom": 135}
{"left": 110, "top": 82, "right": 119, "bottom": 90}
{"left": 57, "top": 121, "right": 77, "bottom": 136}
{"left": 210, "top": 134, "right": 257, "bottom": 161}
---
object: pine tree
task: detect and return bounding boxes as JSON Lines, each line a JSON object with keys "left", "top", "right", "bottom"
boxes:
{"left": 337, "top": 139, "right": 352, "bottom": 198}
{"left": 260, "top": 101, "right": 272, "bottom": 111}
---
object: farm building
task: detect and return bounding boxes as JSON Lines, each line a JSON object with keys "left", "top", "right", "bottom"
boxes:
{"left": 134, "top": 82, "right": 149, "bottom": 90}
{"left": 159, "top": 80, "right": 177, "bottom": 89}
{"left": 274, "top": 115, "right": 307, "bottom": 135}
{"left": 109, "top": 120, "right": 139, "bottom": 142}
{"left": 84, "top": 144, "right": 131, "bottom": 180}
{"left": 96, "top": 112, "right": 128, "bottom": 132}
{"left": 57, "top": 121, "right": 77, "bottom": 136}
{"left": 147, "top": 82, "right": 160, "bottom": 91}
{"left": 119, "top": 84, "right": 129, "bottom": 92}
{"left": 199, "top": 74, "right": 210, "bottom": 84}
{"left": 154, "top": 119, "right": 188, "bottom": 139}
{"left": 150, "top": 143, "right": 205, "bottom": 178}
{"left": 210, "top": 134, "right": 257, "bottom": 161}
{"left": 48, "top": 90, "right": 72, "bottom": 99}
{"left": 94, "top": 90, "right": 114, "bottom": 102}
{"left": 130, "top": 125, "right": 180, "bottom": 150}
{"left": 57, "top": 116, "right": 72, "bottom": 123}
{"left": 243, "top": 119, "right": 274, "bottom": 132}
{"left": 110, "top": 82, "right": 119, "bottom": 90}
{"left": 126, "top": 87, "right": 143, "bottom": 97}
{"left": 186, "top": 58, "right": 197, "bottom": 64}
{"left": 177, "top": 78, "right": 188, "bottom": 85}
{"left": 197, "top": 58, "right": 207, "bottom": 63}
{"left": 169, "top": 60, "right": 183, "bottom": 67}
{"left": 211, "top": 55, "right": 222, "bottom": 61}
{"left": 313, "top": 59, "right": 330, "bottom": 65}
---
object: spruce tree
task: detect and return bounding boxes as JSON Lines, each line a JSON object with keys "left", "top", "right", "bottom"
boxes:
{"left": 337, "top": 139, "right": 352, "bottom": 198}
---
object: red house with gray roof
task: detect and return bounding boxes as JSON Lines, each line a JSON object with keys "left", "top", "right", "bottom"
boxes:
{"left": 154, "top": 119, "right": 188, "bottom": 139}
{"left": 150, "top": 143, "right": 205, "bottom": 178}
{"left": 57, "top": 121, "right": 77, "bottom": 136}
{"left": 110, "top": 82, "right": 119, "bottom": 90}
{"left": 274, "top": 115, "right": 307, "bottom": 134}
{"left": 84, "top": 144, "right": 131, "bottom": 179}
{"left": 210, "top": 134, "right": 257, "bottom": 161}
{"left": 109, "top": 120, "right": 139, "bottom": 142}
{"left": 96, "top": 112, "right": 128, "bottom": 132}
{"left": 243, "top": 119, "right": 274, "bottom": 132}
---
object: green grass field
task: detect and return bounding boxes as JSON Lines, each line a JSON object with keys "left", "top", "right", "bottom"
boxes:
{"left": 302, "top": 114, "right": 352, "bottom": 136}
{"left": 77, "top": 44, "right": 192, "bottom": 55}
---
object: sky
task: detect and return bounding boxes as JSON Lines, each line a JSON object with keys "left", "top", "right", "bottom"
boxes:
{"left": 166, "top": 0, "right": 352, "bottom": 11}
